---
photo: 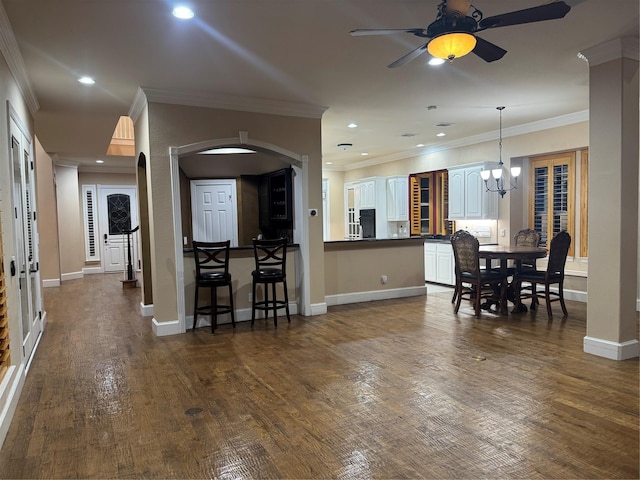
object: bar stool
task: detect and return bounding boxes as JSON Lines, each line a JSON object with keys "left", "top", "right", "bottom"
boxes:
{"left": 251, "top": 238, "right": 290, "bottom": 328}
{"left": 192, "top": 240, "right": 235, "bottom": 334}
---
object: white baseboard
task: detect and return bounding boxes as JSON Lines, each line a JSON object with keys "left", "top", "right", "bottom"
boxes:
{"left": 152, "top": 318, "right": 181, "bottom": 336}
{"left": 309, "top": 302, "right": 328, "bottom": 315}
{"left": 325, "top": 285, "right": 426, "bottom": 307}
{"left": 60, "top": 271, "right": 83, "bottom": 282}
{"left": 0, "top": 365, "right": 25, "bottom": 450}
{"left": 42, "top": 278, "right": 60, "bottom": 288}
{"left": 584, "top": 336, "right": 639, "bottom": 360}
{"left": 82, "top": 266, "right": 103, "bottom": 275}
{"left": 140, "top": 302, "right": 153, "bottom": 317}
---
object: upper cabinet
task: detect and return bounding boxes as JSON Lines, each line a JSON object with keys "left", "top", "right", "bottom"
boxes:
{"left": 447, "top": 163, "right": 498, "bottom": 220}
{"left": 387, "top": 175, "right": 409, "bottom": 221}
{"left": 259, "top": 168, "right": 293, "bottom": 239}
{"left": 409, "top": 170, "right": 452, "bottom": 236}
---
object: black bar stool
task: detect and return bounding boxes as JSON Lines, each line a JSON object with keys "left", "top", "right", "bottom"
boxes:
{"left": 251, "top": 238, "right": 290, "bottom": 328}
{"left": 192, "top": 240, "right": 235, "bottom": 334}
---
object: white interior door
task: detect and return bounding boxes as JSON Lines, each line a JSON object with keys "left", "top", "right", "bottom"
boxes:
{"left": 10, "top": 116, "right": 42, "bottom": 363}
{"left": 190, "top": 179, "right": 238, "bottom": 246}
{"left": 99, "top": 186, "right": 139, "bottom": 273}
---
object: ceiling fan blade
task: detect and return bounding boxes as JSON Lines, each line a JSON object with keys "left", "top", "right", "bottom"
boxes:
{"left": 350, "top": 28, "right": 427, "bottom": 37}
{"left": 478, "top": 1, "right": 571, "bottom": 30}
{"left": 472, "top": 36, "right": 507, "bottom": 63}
{"left": 445, "top": 0, "right": 472, "bottom": 16}
{"left": 388, "top": 43, "right": 429, "bottom": 68}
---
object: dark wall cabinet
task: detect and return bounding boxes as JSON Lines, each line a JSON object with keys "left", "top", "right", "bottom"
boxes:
{"left": 259, "top": 168, "right": 293, "bottom": 240}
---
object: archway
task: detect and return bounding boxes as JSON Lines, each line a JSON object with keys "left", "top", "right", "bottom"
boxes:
{"left": 169, "top": 132, "right": 311, "bottom": 333}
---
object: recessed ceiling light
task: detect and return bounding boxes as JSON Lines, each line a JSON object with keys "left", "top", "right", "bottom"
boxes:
{"left": 360, "top": 152, "right": 369, "bottom": 156}
{"left": 172, "top": 5, "right": 194, "bottom": 19}
{"left": 428, "top": 57, "right": 446, "bottom": 66}
{"left": 78, "top": 76, "right": 95, "bottom": 85}
{"left": 199, "top": 147, "right": 256, "bottom": 154}
{"left": 437, "top": 132, "right": 446, "bottom": 137}
{"left": 326, "top": 162, "right": 333, "bottom": 165}
{"left": 95, "top": 159, "right": 104, "bottom": 164}
{"left": 416, "top": 143, "right": 425, "bottom": 147}
{"left": 347, "top": 123, "right": 358, "bottom": 128}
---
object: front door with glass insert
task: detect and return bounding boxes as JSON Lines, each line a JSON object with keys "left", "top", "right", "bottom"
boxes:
{"left": 99, "top": 186, "right": 139, "bottom": 273}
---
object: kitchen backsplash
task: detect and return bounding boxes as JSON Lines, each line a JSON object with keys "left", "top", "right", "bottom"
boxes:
{"left": 455, "top": 219, "right": 498, "bottom": 244}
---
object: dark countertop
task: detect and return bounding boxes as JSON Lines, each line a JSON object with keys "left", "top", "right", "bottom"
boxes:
{"left": 324, "top": 236, "right": 424, "bottom": 245}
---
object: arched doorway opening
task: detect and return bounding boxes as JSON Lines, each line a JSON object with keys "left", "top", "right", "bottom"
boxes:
{"left": 169, "top": 133, "right": 311, "bottom": 333}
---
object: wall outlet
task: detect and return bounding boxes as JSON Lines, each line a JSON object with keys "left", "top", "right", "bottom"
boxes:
{"left": 381, "top": 275, "right": 388, "bottom": 284}
{"left": 248, "top": 293, "right": 253, "bottom": 303}
{"left": 500, "top": 228, "right": 506, "bottom": 237}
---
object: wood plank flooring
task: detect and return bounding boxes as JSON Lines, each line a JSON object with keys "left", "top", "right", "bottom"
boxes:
{"left": 0, "top": 274, "right": 637, "bottom": 479}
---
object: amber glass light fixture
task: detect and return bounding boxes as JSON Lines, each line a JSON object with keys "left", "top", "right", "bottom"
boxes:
{"left": 427, "top": 32, "right": 477, "bottom": 61}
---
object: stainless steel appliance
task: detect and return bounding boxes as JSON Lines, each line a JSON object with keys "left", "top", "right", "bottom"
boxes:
{"left": 360, "top": 209, "right": 376, "bottom": 239}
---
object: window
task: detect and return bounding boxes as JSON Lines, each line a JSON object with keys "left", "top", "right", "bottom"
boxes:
{"left": 529, "top": 150, "right": 588, "bottom": 257}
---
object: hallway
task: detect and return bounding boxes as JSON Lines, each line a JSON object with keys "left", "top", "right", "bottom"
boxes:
{"left": 0, "top": 274, "right": 637, "bottom": 478}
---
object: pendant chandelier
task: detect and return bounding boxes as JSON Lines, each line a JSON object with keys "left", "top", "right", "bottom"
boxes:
{"left": 480, "top": 106, "right": 521, "bottom": 198}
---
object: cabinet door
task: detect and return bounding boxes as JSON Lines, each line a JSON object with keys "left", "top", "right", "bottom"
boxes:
{"left": 410, "top": 176, "right": 421, "bottom": 235}
{"left": 448, "top": 169, "right": 465, "bottom": 219}
{"left": 361, "top": 181, "right": 375, "bottom": 208}
{"left": 464, "top": 167, "right": 483, "bottom": 218}
{"left": 396, "top": 177, "right": 409, "bottom": 221}
{"left": 436, "top": 244, "right": 454, "bottom": 285}
{"left": 387, "top": 178, "right": 398, "bottom": 220}
{"left": 387, "top": 176, "right": 408, "bottom": 221}
{"left": 424, "top": 243, "right": 437, "bottom": 282}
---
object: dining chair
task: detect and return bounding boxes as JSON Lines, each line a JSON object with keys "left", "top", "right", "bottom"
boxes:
{"left": 513, "top": 230, "right": 571, "bottom": 319}
{"left": 451, "top": 230, "right": 508, "bottom": 317}
{"left": 514, "top": 228, "right": 541, "bottom": 271}
{"left": 192, "top": 240, "right": 235, "bottom": 334}
{"left": 251, "top": 237, "right": 290, "bottom": 327}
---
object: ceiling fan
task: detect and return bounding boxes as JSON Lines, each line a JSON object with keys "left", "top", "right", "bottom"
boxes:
{"left": 350, "top": 0, "right": 571, "bottom": 67}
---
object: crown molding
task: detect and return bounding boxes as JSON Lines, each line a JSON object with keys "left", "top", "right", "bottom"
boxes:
{"left": 0, "top": 2, "right": 39, "bottom": 115}
{"left": 580, "top": 37, "right": 640, "bottom": 67}
{"left": 139, "top": 87, "right": 327, "bottom": 119}
{"left": 340, "top": 110, "right": 589, "bottom": 171}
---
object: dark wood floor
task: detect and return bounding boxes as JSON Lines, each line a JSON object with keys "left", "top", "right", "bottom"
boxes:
{"left": 0, "top": 274, "right": 638, "bottom": 479}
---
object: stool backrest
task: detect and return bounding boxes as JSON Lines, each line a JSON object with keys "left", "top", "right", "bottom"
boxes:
{"left": 253, "top": 238, "right": 287, "bottom": 272}
{"left": 193, "top": 240, "right": 231, "bottom": 279}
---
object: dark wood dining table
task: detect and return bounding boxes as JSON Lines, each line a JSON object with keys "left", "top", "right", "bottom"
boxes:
{"left": 478, "top": 245, "right": 548, "bottom": 314}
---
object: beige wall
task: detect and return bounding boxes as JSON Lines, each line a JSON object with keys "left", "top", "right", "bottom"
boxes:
{"left": 55, "top": 165, "right": 83, "bottom": 277}
{"left": 323, "top": 170, "right": 345, "bottom": 240}
{"left": 34, "top": 138, "right": 60, "bottom": 283}
{"left": 141, "top": 102, "right": 324, "bottom": 327}
{"left": 324, "top": 239, "right": 425, "bottom": 296}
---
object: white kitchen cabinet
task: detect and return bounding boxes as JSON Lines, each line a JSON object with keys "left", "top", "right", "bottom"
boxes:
{"left": 424, "top": 242, "right": 455, "bottom": 286}
{"left": 387, "top": 175, "right": 409, "bottom": 221}
{"left": 447, "top": 163, "right": 498, "bottom": 220}
{"left": 343, "top": 177, "right": 388, "bottom": 238}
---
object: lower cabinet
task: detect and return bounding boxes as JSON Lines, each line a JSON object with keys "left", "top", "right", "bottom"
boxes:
{"left": 424, "top": 242, "right": 455, "bottom": 286}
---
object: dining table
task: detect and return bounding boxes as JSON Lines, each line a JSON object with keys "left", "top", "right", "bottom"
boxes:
{"left": 478, "top": 245, "right": 548, "bottom": 314}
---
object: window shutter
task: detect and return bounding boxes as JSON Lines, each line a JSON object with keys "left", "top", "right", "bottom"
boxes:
{"left": 83, "top": 185, "right": 100, "bottom": 261}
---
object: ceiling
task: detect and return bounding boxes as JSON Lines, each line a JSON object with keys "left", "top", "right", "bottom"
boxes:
{"left": 2, "top": 0, "right": 638, "bottom": 174}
